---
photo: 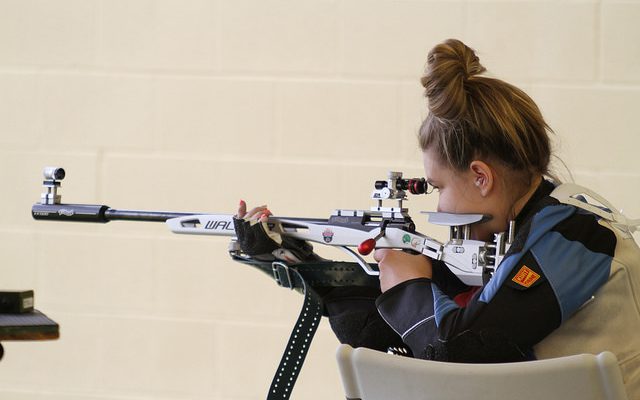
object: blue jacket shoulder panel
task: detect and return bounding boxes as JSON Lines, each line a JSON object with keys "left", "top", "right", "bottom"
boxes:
{"left": 480, "top": 204, "right": 577, "bottom": 304}
{"left": 531, "top": 231, "right": 612, "bottom": 322}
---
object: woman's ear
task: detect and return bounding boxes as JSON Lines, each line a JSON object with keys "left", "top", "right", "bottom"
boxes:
{"left": 469, "top": 160, "right": 494, "bottom": 196}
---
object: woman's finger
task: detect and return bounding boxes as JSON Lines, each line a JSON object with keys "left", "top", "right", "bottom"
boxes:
{"left": 236, "top": 200, "right": 247, "bottom": 218}
{"left": 259, "top": 208, "right": 273, "bottom": 222}
{"left": 245, "top": 205, "right": 268, "bottom": 220}
{"left": 373, "top": 248, "right": 389, "bottom": 263}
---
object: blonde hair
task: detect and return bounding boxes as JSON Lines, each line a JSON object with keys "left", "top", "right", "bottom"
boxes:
{"left": 419, "top": 39, "right": 552, "bottom": 179}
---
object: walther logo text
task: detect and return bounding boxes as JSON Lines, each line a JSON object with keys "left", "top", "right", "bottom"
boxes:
{"left": 205, "top": 220, "right": 234, "bottom": 231}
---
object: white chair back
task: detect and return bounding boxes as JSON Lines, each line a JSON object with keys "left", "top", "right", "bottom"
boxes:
{"left": 336, "top": 344, "right": 628, "bottom": 400}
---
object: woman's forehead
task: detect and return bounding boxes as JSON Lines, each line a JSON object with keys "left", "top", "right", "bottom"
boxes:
{"left": 422, "top": 148, "right": 467, "bottom": 184}
{"left": 422, "top": 148, "right": 445, "bottom": 176}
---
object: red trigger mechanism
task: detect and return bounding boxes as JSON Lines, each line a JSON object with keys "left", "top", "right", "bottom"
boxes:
{"left": 358, "top": 219, "right": 390, "bottom": 256}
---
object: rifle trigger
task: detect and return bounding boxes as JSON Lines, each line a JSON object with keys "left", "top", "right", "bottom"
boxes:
{"left": 358, "top": 219, "right": 389, "bottom": 256}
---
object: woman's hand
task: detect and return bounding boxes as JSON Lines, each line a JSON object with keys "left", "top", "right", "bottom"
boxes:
{"left": 374, "top": 249, "right": 433, "bottom": 292}
{"left": 233, "top": 200, "right": 281, "bottom": 256}
{"left": 237, "top": 200, "right": 272, "bottom": 222}
{"left": 234, "top": 200, "right": 316, "bottom": 263}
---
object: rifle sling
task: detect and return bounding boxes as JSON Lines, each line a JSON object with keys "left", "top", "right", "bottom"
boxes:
{"left": 230, "top": 256, "right": 379, "bottom": 400}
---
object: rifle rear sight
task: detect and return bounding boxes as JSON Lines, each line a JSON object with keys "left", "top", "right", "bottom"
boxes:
{"left": 371, "top": 171, "right": 429, "bottom": 215}
{"left": 374, "top": 177, "right": 428, "bottom": 195}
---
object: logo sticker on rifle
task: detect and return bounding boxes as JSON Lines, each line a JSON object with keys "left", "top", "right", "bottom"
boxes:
{"left": 322, "top": 228, "right": 334, "bottom": 243}
{"left": 204, "top": 220, "right": 234, "bottom": 231}
{"left": 402, "top": 234, "right": 411, "bottom": 244}
{"left": 512, "top": 265, "right": 540, "bottom": 288}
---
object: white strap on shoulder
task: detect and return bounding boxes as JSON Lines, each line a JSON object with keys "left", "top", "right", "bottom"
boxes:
{"left": 550, "top": 183, "right": 640, "bottom": 234}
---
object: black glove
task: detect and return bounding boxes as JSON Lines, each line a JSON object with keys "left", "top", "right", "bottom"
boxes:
{"left": 233, "top": 216, "right": 281, "bottom": 256}
{"left": 233, "top": 217, "right": 318, "bottom": 263}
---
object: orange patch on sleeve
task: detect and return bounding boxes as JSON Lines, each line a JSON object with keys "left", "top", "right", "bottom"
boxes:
{"left": 512, "top": 265, "right": 541, "bottom": 288}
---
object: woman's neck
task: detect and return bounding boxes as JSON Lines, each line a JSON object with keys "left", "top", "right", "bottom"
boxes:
{"left": 509, "top": 174, "right": 543, "bottom": 221}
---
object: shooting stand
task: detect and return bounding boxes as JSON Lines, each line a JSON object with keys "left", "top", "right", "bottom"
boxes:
{"left": 0, "top": 309, "right": 59, "bottom": 360}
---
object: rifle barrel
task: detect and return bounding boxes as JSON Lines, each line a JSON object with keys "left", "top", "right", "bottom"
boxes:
{"left": 33, "top": 203, "right": 331, "bottom": 226}
{"left": 104, "top": 209, "right": 194, "bottom": 222}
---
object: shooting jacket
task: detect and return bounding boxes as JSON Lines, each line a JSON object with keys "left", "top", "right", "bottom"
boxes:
{"left": 375, "top": 180, "right": 640, "bottom": 398}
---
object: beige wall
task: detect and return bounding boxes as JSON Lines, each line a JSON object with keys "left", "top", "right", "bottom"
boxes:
{"left": 0, "top": 0, "right": 639, "bottom": 399}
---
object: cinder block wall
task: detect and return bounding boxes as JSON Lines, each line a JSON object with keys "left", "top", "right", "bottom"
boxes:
{"left": 0, "top": 1, "right": 638, "bottom": 399}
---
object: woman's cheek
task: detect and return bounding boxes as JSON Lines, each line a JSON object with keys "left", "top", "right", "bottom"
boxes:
{"left": 437, "top": 193, "right": 451, "bottom": 213}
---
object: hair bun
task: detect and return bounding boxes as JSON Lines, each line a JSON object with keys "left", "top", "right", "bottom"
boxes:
{"left": 421, "top": 39, "right": 486, "bottom": 120}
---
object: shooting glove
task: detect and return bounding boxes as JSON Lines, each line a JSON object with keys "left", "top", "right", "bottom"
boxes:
{"left": 233, "top": 216, "right": 317, "bottom": 263}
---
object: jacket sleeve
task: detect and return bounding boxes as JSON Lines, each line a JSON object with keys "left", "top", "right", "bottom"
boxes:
{"left": 322, "top": 286, "right": 406, "bottom": 352}
{"left": 375, "top": 250, "right": 561, "bottom": 360}
{"left": 375, "top": 277, "right": 438, "bottom": 349}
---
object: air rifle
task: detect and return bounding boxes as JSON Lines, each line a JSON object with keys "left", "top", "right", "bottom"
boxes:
{"left": 32, "top": 167, "right": 514, "bottom": 286}
{"left": 31, "top": 166, "right": 515, "bottom": 400}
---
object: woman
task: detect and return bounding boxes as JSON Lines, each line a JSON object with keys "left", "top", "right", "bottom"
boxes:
{"left": 236, "top": 39, "right": 640, "bottom": 397}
